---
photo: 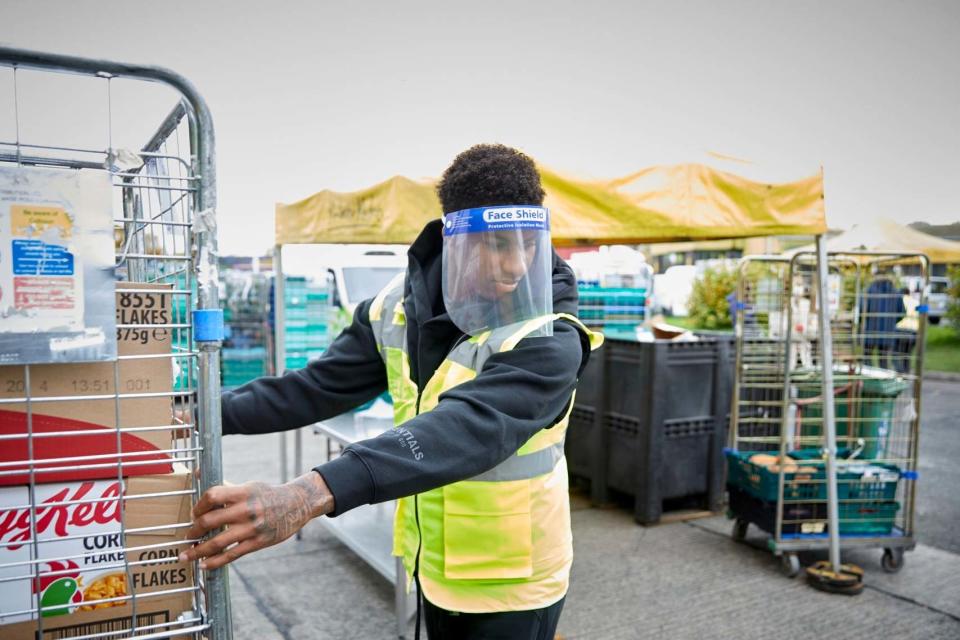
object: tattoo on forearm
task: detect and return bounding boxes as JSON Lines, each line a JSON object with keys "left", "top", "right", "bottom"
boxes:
{"left": 246, "top": 474, "right": 332, "bottom": 544}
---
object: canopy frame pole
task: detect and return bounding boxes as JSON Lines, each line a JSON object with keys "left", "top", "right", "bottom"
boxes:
{"left": 274, "top": 244, "right": 290, "bottom": 485}
{"left": 815, "top": 235, "right": 842, "bottom": 571}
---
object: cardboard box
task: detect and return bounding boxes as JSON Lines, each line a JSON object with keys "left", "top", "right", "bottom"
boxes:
{"left": 0, "top": 282, "right": 177, "bottom": 485}
{"left": 0, "top": 470, "right": 195, "bottom": 638}
{"left": 8, "top": 594, "right": 195, "bottom": 640}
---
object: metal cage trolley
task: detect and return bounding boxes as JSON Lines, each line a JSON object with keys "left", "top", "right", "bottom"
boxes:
{"left": 726, "top": 250, "right": 927, "bottom": 576}
{"left": 0, "top": 48, "right": 232, "bottom": 639}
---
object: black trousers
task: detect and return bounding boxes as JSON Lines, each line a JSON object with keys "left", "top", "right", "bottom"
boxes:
{"left": 422, "top": 595, "right": 565, "bottom": 640}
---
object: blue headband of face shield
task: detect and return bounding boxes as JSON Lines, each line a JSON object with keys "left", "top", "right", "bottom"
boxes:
{"left": 442, "top": 206, "right": 550, "bottom": 235}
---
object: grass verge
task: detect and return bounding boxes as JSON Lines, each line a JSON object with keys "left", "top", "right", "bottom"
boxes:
{"left": 925, "top": 324, "right": 960, "bottom": 373}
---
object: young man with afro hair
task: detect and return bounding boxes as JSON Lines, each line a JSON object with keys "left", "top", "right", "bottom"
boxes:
{"left": 183, "top": 144, "right": 597, "bottom": 639}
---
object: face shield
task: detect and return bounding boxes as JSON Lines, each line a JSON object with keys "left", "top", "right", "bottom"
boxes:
{"left": 442, "top": 206, "right": 553, "bottom": 337}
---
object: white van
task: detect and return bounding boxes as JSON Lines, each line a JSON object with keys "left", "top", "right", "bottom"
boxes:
{"left": 928, "top": 276, "right": 949, "bottom": 325}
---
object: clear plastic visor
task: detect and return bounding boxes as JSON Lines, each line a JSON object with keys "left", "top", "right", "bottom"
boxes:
{"left": 441, "top": 206, "right": 553, "bottom": 337}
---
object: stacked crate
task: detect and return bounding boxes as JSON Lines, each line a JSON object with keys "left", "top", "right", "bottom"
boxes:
{"left": 281, "top": 276, "right": 331, "bottom": 372}
{"left": 171, "top": 273, "right": 194, "bottom": 393}
{"left": 221, "top": 271, "right": 272, "bottom": 388}
{"left": 577, "top": 281, "right": 649, "bottom": 334}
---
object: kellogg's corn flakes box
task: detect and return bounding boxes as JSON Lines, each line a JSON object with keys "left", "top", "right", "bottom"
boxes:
{"left": 0, "top": 471, "right": 194, "bottom": 638}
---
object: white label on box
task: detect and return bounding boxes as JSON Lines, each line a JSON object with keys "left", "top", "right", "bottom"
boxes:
{"left": 0, "top": 166, "right": 117, "bottom": 364}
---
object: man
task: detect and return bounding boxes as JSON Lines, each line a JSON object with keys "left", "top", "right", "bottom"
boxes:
{"left": 862, "top": 276, "right": 906, "bottom": 370}
{"left": 181, "top": 144, "right": 602, "bottom": 639}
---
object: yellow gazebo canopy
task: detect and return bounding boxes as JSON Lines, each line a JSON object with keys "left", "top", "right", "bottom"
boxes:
{"left": 275, "top": 163, "right": 826, "bottom": 247}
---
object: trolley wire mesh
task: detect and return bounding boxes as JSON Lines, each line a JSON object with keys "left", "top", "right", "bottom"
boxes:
{"left": 729, "top": 252, "right": 926, "bottom": 549}
{"left": 0, "top": 54, "right": 222, "bottom": 639}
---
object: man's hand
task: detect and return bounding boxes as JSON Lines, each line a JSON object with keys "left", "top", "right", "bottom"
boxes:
{"left": 179, "top": 471, "right": 335, "bottom": 570}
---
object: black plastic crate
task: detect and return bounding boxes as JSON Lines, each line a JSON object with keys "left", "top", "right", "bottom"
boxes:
{"left": 566, "top": 404, "right": 596, "bottom": 479}
{"left": 565, "top": 340, "right": 604, "bottom": 486}
{"left": 728, "top": 485, "right": 900, "bottom": 536}
{"left": 728, "top": 485, "right": 827, "bottom": 535}
{"left": 566, "top": 337, "right": 732, "bottom": 524}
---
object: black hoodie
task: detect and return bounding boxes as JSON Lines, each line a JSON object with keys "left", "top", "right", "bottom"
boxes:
{"left": 221, "top": 220, "right": 591, "bottom": 516}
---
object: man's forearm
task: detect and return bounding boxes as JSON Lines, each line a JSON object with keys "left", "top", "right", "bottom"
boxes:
{"left": 222, "top": 298, "right": 388, "bottom": 435}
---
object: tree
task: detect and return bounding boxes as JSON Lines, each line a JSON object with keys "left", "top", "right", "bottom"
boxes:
{"left": 946, "top": 265, "right": 960, "bottom": 334}
{"left": 687, "top": 265, "right": 737, "bottom": 329}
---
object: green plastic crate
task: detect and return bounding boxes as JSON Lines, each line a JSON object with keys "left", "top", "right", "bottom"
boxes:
{"left": 840, "top": 500, "right": 899, "bottom": 535}
{"left": 726, "top": 450, "right": 831, "bottom": 502}
{"left": 725, "top": 450, "right": 900, "bottom": 503}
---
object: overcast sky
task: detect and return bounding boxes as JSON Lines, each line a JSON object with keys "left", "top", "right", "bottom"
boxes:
{"left": 1, "top": 0, "right": 958, "bottom": 256}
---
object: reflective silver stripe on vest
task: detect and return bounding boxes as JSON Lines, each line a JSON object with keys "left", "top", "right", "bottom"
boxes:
{"left": 369, "top": 271, "right": 406, "bottom": 322}
{"left": 470, "top": 441, "right": 565, "bottom": 482}
{"left": 444, "top": 320, "right": 533, "bottom": 372}
{"left": 444, "top": 338, "right": 490, "bottom": 371}
{"left": 380, "top": 315, "right": 407, "bottom": 350}
{"left": 371, "top": 285, "right": 407, "bottom": 356}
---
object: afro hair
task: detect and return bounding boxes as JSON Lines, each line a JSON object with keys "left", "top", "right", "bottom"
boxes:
{"left": 436, "top": 144, "right": 545, "bottom": 213}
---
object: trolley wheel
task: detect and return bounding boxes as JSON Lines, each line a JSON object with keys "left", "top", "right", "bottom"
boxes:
{"left": 780, "top": 553, "right": 801, "bottom": 578}
{"left": 732, "top": 518, "right": 749, "bottom": 542}
{"left": 881, "top": 548, "right": 905, "bottom": 573}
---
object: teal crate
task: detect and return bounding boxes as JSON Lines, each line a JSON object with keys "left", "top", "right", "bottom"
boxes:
{"left": 788, "top": 449, "right": 901, "bottom": 501}
{"left": 837, "top": 465, "right": 900, "bottom": 501}
{"left": 725, "top": 450, "right": 900, "bottom": 503}
{"left": 577, "top": 285, "right": 648, "bottom": 330}
{"left": 223, "top": 366, "right": 264, "bottom": 374}
{"left": 223, "top": 347, "right": 268, "bottom": 361}
{"left": 224, "top": 359, "right": 267, "bottom": 367}
{"left": 284, "top": 324, "right": 328, "bottom": 334}
{"left": 839, "top": 500, "right": 899, "bottom": 535}
{"left": 726, "top": 450, "right": 828, "bottom": 502}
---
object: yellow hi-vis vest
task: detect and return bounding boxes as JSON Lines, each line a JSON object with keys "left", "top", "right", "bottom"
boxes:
{"left": 368, "top": 274, "right": 604, "bottom": 613}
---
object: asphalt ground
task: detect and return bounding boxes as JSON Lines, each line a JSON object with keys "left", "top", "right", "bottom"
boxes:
{"left": 220, "top": 485, "right": 960, "bottom": 640}
{"left": 218, "top": 379, "right": 960, "bottom": 639}
{"left": 915, "top": 379, "right": 960, "bottom": 554}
